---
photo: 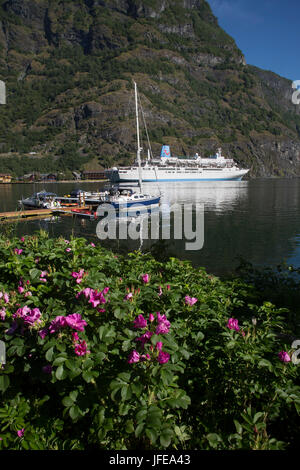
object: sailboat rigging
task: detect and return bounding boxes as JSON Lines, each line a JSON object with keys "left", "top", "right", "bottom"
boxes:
{"left": 104, "top": 81, "right": 161, "bottom": 211}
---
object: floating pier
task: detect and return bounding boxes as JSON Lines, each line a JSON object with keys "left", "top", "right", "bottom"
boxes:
{"left": 0, "top": 209, "right": 55, "bottom": 220}
{"left": 0, "top": 207, "right": 94, "bottom": 221}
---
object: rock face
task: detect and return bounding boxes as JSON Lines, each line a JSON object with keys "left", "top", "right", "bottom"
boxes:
{"left": 0, "top": 0, "right": 299, "bottom": 176}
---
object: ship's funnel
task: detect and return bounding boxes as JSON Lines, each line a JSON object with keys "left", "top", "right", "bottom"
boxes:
{"left": 160, "top": 145, "right": 171, "bottom": 158}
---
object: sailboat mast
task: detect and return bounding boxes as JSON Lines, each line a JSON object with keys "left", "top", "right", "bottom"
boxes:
{"left": 134, "top": 81, "right": 143, "bottom": 193}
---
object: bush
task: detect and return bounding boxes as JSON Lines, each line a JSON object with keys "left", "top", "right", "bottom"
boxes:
{"left": 0, "top": 233, "right": 299, "bottom": 449}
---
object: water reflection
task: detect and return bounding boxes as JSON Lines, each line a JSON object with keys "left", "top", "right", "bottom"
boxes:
{"left": 1, "top": 179, "right": 300, "bottom": 275}
{"left": 143, "top": 180, "right": 249, "bottom": 212}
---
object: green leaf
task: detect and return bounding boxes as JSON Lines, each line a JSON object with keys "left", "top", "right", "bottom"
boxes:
{"left": 160, "top": 429, "right": 173, "bottom": 448}
{"left": 119, "top": 403, "right": 130, "bottom": 416}
{"left": 55, "top": 365, "right": 65, "bottom": 380}
{"left": 29, "top": 268, "right": 41, "bottom": 281}
{"left": 62, "top": 396, "right": 74, "bottom": 407}
{"left": 136, "top": 408, "right": 147, "bottom": 423}
{"left": 0, "top": 375, "right": 9, "bottom": 393}
{"left": 253, "top": 412, "right": 264, "bottom": 423}
{"left": 135, "top": 422, "right": 144, "bottom": 438}
{"left": 125, "top": 419, "right": 134, "bottom": 434}
{"left": 121, "top": 385, "right": 132, "bottom": 401}
{"left": 234, "top": 420, "right": 242, "bottom": 434}
{"left": 206, "top": 433, "right": 223, "bottom": 449}
{"left": 45, "top": 347, "right": 54, "bottom": 362}
{"left": 69, "top": 390, "right": 78, "bottom": 402}
{"left": 258, "top": 359, "right": 273, "bottom": 372}
{"left": 82, "top": 370, "right": 94, "bottom": 383}
{"left": 69, "top": 405, "right": 80, "bottom": 420}
{"left": 118, "top": 372, "right": 131, "bottom": 383}
{"left": 52, "top": 356, "right": 67, "bottom": 366}
{"left": 146, "top": 427, "right": 158, "bottom": 444}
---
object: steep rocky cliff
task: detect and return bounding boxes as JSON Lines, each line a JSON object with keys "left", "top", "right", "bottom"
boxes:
{"left": 0, "top": 0, "right": 299, "bottom": 177}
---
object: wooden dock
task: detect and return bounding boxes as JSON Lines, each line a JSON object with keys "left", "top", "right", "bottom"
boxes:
{"left": 0, "top": 207, "right": 93, "bottom": 221}
{"left": 0, "top": 209, "right": 55, "bottom": 220}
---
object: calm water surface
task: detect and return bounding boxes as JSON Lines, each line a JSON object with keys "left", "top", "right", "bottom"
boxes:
{"left": 1, "top": 179, "right": 300, "bottom": 276}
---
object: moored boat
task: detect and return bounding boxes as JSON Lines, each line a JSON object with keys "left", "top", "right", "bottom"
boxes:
{"left": 106, "top": 146, "right": 249, "bottom": 182}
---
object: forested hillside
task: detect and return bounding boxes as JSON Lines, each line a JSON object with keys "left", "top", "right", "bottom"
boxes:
{"left": 0, "top": 0, "right": 299, "bottom": 177}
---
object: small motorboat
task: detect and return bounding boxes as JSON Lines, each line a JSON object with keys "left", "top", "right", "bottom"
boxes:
{"left": 70, "top": 208, "right": 97, "bottom": 220}
{"left": 19, "top": 191, "right": 60, "bottom": 209}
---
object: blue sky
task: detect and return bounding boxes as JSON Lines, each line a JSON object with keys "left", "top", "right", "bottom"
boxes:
{"left": 207, "top": 0, "right": 299, "bottom": 81}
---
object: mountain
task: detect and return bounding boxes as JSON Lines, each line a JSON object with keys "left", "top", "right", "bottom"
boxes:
{"left": 0, "top": 0, "right": 300, "bottom": 177}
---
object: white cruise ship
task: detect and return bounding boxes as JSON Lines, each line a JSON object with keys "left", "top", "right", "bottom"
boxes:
{"left": 106, "top": 145, "right": 249, "bottom": 182}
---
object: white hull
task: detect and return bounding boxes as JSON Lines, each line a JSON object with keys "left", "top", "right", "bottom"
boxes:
{"left": 109, "top": 167, "right": 249, "bottom": 182}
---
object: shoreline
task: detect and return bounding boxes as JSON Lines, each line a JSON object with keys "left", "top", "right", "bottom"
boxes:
{"left": 0, "top": 179, "right": 109, "bottom": 184}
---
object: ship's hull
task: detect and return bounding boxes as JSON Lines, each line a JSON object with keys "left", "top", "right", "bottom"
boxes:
{"left": 107, "top": 168, "right": 249, "bottom": 182}
{"left": 109, "top": 196, "right": 161, "bottom": 210}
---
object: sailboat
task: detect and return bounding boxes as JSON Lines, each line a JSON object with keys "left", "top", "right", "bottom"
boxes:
{"left": 104, "top": 81, "right": 161, "bottom": 211}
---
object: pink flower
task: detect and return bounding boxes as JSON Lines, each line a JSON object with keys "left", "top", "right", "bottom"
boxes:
{"left": 18, "top": 286, "right": 24, "bottom": 294}
{"left": 24, "top": 308, "right": 42, "bottom": 326}
{"left": 155, "top": 312, "right": 171, "bottom": 335}
{"left": 74, "top": 340, "right": 90, "bottom": 356}
{"left": 90, "top": 243, "right": 95, "bottom": 247}
{"left": 141, "top": 274, "right": 150, "bottom": 284}
{"left": 227, "top": 318, "right": 240, "bottom": 332}
{"left": 158, "top": 286, "right": 162, "bottom": 296}
{"left": 0, "top": 308, "right": 6, "bottom": 320}
{"left": 35, "top": 258, "right": 40, "bottom": 264}
{"left": 40, "top": 271, "right": 48, "bottom": 278}
{"left": 278, "top": 351, "right": 291, "bottom": 363}
{"left": 3, "top": 293, "right": 9, "bottom": 304}
{"left": 38, "top": 328, "right": 48, "bottom": 339}
{"left": 185, "top": 295, "right": 198, "bottom": 306}
{"left": 14, "top": 248, "right": 23, "bottom": 255}
{"left": 66, "top": 248, "right": 71, "bottom": 252}
{"left": 166, "top": 285, "right": 171, "bottom": 290}
{"left": 65, "top": 313, "right": 87, "bottom": 332}
{"left": 24, "top": 291, "right": 32, "bottom": 297}
{"left": 72, "top": 332, "right": 79, "bottom": 342}
{"left": 64, "top": 240, "right": 70, "bottom": 244}
{"left": 13, "top": 305, "right": 31, "bottom": 319}
{"left": 124, "top": 292, "right": 133, "bottom": 301}
{"left": 17, "top": 429, "right": 25, "bottom": 438}
{"left": 156, "top": 322, "right": 170, "bottom": 335}
{"left": 89, "top": 289, "right": 107, "bottom": 308}
{"left": 71, "top": 269, "right": 85, "bottom": 284}
{"left": 133, "top": 314, "right": 147, "bottom": 329}
{"left": 12, "top": 305, "right": 41, "bottom": 326}
{"left": 20, "top": 237, "right": 25, "bottom": 242}
{"left": 149, "top": 313, "right": 155, "bottom": 322}
{"left": 128, "top": 350, "right": 140, "bottom": 364}
{"left": 157, "top": 351, "right": 170, "bottom": 364}
{"left": 76, "top": 287, "right": 92, "bottom": 299}
{"left": 49, "top": 315, "right": 67, "bottom": 333}
{"left": 156, "top": 341, "right": 163, "bottom": 351}
{"left": 140, "top": 354, "right": 151, "bottom": 362}
{"left": 135, "top": 331, "right": 153, "bottom": 348}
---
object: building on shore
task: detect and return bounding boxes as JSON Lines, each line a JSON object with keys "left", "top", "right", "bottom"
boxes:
{"left": 0, "top": 173, "right": 12, "bottom": 183}
{"left": 82, "top": 171, "right": 106, "bottom": 180}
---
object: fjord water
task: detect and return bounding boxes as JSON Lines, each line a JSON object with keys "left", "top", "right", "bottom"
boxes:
{"left": 1, "top": 179, "right": 300, "bottom": 276}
